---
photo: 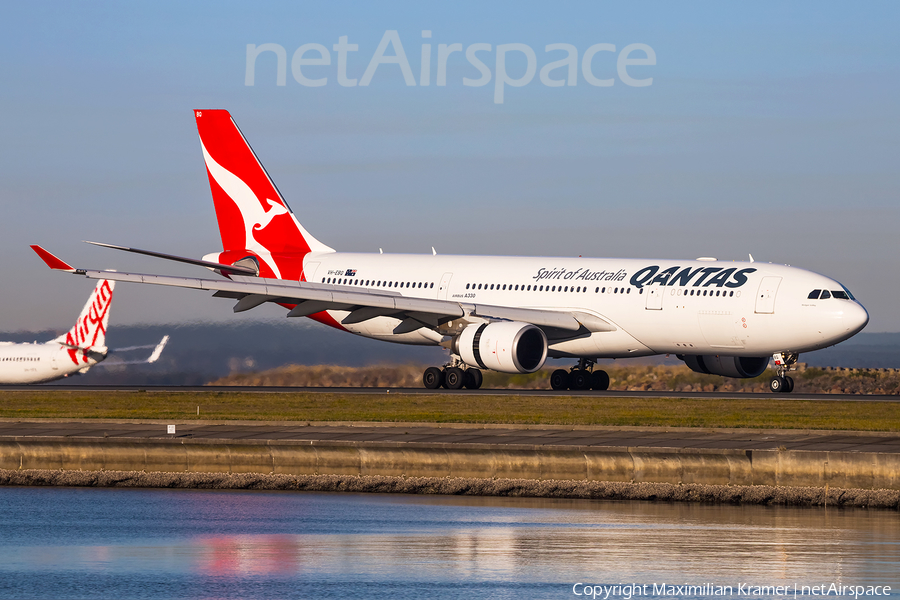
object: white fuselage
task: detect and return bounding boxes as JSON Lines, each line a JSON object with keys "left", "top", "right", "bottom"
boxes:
{"left": 302, "top": 253, "right": 869, "bottom": 359}
{"left": 0, "top": 342, "right": 100, "bottom": 384}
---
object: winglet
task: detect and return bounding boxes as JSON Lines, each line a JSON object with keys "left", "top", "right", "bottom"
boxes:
{"left": 31, "top": 245, "right": 76, "bottom": 272}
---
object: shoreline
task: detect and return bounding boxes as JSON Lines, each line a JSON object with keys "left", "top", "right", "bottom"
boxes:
{"left": 2, "top": 469, "right": 898, "bottom": 509}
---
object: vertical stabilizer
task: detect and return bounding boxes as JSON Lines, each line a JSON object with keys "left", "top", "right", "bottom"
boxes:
{"left": 53, "top": 280, "right": 115, "bottom": 364}
{"left": 194, "top": 109, "right": 332, "bottom": 281}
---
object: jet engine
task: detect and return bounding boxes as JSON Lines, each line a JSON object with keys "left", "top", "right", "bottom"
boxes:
{"left": 451, "top": 322, "right": 548, "bottom": 374}
{"left": 680, "top": 355, "right": 769, "bottom": 379}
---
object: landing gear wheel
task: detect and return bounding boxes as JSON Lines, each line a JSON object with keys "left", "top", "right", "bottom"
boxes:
{"left": 570, "top": 369, "right": 590, "bottom": 390}
{"left": 550, "top": 369, "right": 570, "bottom": 391}
{"left": 783, "top": 376, "right": 794, "bottom": 393}
{"left": 769, "top": 376, "right": 786, "bottom": 393}
{"left": 464, "top": 368, "right": 483, "bottom": 390}
{"left": 423, "top": 367, "right": 443, "bottom": 390}
{"left": 590, "top": 370, "right": 610, "bottom": 391}
{"left": 444, "top": 367, "right": 465, "bottom": 390}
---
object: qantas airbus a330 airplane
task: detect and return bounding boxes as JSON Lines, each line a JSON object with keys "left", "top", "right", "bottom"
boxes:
{"left": 33, "top": 110, "right": 868, "bottom": 393}
{"left": 0, "top": 279, "right": 168, "bottom": 384}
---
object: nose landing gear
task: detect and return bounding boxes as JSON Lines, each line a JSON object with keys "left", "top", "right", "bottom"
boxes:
{"left": 550, "top": 358, "right": 609, "bottom": 391}
{"left": 769, "top": 352, "right": 799, "bottom": 393}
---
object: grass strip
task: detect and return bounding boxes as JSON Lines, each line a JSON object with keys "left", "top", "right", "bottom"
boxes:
{"left": 0, "top": 391, "right": 898, "bottom": 431}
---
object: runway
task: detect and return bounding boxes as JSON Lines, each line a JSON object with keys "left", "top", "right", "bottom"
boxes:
{"left": 2, "top": 385, "right": 898, "bottom": 403}
{"left": 1, "top": 419, "right": 898, "bottom": 454}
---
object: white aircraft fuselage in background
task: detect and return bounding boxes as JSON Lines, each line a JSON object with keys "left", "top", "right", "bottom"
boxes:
{"left": 33, "top": 109, "right": 868, "bottom": 392}
{"left": 0, "top": 280, "right": 114, "bottom": 384}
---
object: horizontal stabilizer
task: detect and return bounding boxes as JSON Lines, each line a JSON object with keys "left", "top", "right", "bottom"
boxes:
{"left": 84, "top": 241, "right": 258, "bottom": 275}
{"left": 147, "top": 335, "right": 169, "bottom": 363}
{"left": 101, "top": 335, "right": 169, "bottom": 366}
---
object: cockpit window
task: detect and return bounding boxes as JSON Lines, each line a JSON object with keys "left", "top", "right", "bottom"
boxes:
{"left": 840, "top": 284, "right": 856, "bottom": 300}
{"left": 831, "top": 290, "right": 849, "bottom": 300}
{"left": 808, "top": 290, "right": 821, "bottom": 299}
{"left": 820, "top": 290, "right": 831, "bottom": 299}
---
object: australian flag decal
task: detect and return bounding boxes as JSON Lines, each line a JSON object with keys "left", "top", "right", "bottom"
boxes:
{"left": 345, "top": 269, "right": 357, "bottom": 277}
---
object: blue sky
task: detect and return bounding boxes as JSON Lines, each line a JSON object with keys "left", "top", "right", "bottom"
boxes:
{"left": 1, "top": 1, "right": 898, "bottom": 332}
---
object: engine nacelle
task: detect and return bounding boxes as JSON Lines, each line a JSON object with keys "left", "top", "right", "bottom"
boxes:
{"left": 681, "top": 355, "right": 769, "bottom": 379}
{"left": 452, "top": 322, "right": 548, "bottom": 374}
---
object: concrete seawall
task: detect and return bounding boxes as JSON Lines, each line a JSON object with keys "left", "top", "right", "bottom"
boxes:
{"left": 1, "top": 435, "right": 898, "bottom": 492}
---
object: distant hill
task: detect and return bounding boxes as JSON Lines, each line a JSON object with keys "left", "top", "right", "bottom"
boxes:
{"left": 1, "top": 323, "right": 895, "bottom": 386}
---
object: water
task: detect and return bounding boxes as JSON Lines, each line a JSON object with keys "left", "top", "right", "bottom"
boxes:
{"left": 0, "top": 487, "right": 897, "bottom": 599}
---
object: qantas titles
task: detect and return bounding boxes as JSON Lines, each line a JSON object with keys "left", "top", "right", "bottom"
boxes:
{"left": 630, "top": 265, "right": 757, "bottom": 289}
{"left": 531, "top": 265, "right": 757, "bottom": 289}
{"left": 532, "top": 267, "right": 627, "bottom": 283}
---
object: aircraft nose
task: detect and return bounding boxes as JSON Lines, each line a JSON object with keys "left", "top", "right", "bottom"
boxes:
{"left": 845, "top": 301, "right": 869, "bottom": 336}
{"left": 826, "top": 300, "right": 869, "bottom": 343}
{"left": 818, "top": 299, "right": 868, "bottom": 346}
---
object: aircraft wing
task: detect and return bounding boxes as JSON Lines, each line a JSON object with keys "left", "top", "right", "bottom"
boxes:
{"left": 31, "top": 246, "right": 615, "bottom": 335}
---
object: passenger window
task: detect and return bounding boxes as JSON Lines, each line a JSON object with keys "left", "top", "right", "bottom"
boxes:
{"left": 820, "top": 290, "right": 831, "bottom": 299}
{"left": 808, "top": 290, "right": 821, "bottom": 299}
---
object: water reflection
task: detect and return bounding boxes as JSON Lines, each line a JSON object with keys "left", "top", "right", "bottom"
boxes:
{"left": 0, "top": 488, "right": 897, "bottom": 599}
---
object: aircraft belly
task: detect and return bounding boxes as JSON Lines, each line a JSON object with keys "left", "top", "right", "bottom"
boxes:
{"left": 338, "top": 314, "right": 442, "bottom": 346}
{"left": 548, "top": 330, "right": 653, "bottom": 359}
{"left": 698, "top": 312, "right": 745, "bottom": 349}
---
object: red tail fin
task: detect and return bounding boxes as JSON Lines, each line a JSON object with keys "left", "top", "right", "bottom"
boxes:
{"left": 53, "top": 279, "right": 115, "bottom": 365}
{"left": 194, "top": 109, "right": 332, "bottom": 280}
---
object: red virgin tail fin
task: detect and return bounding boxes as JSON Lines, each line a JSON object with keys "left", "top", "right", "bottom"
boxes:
{"left": 53, "top": 279, "right": 115, "bottom": 364}
{"left": 194, "top": 109, "right": 332, "bottom": 280}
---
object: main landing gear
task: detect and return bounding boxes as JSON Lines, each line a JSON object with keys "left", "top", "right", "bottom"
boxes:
{"left": 550, "top": 358, "right": 610, "bottom": 391}
{"left": 423, "top": 357, "right": 483, "bottom": 390}
{"left": 769, "top": 352, "right": 799, "bottom": 394}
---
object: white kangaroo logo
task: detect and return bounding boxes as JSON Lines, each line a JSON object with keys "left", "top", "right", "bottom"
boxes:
{"left": 201, "top": 142, "right": 288, "bottom": 278}
{"left": 253, "top": 198, "right": 289, "bottom": 232}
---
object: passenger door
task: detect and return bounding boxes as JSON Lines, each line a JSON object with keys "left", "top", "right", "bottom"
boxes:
{"left": 645, "top": 284, "right": 663, "bottom": 310}
{"left": 438, "top": 272, "right": 453, "bottom": 300}
{"left": 755, "top": 276, "right": 782, "bottom": 314}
